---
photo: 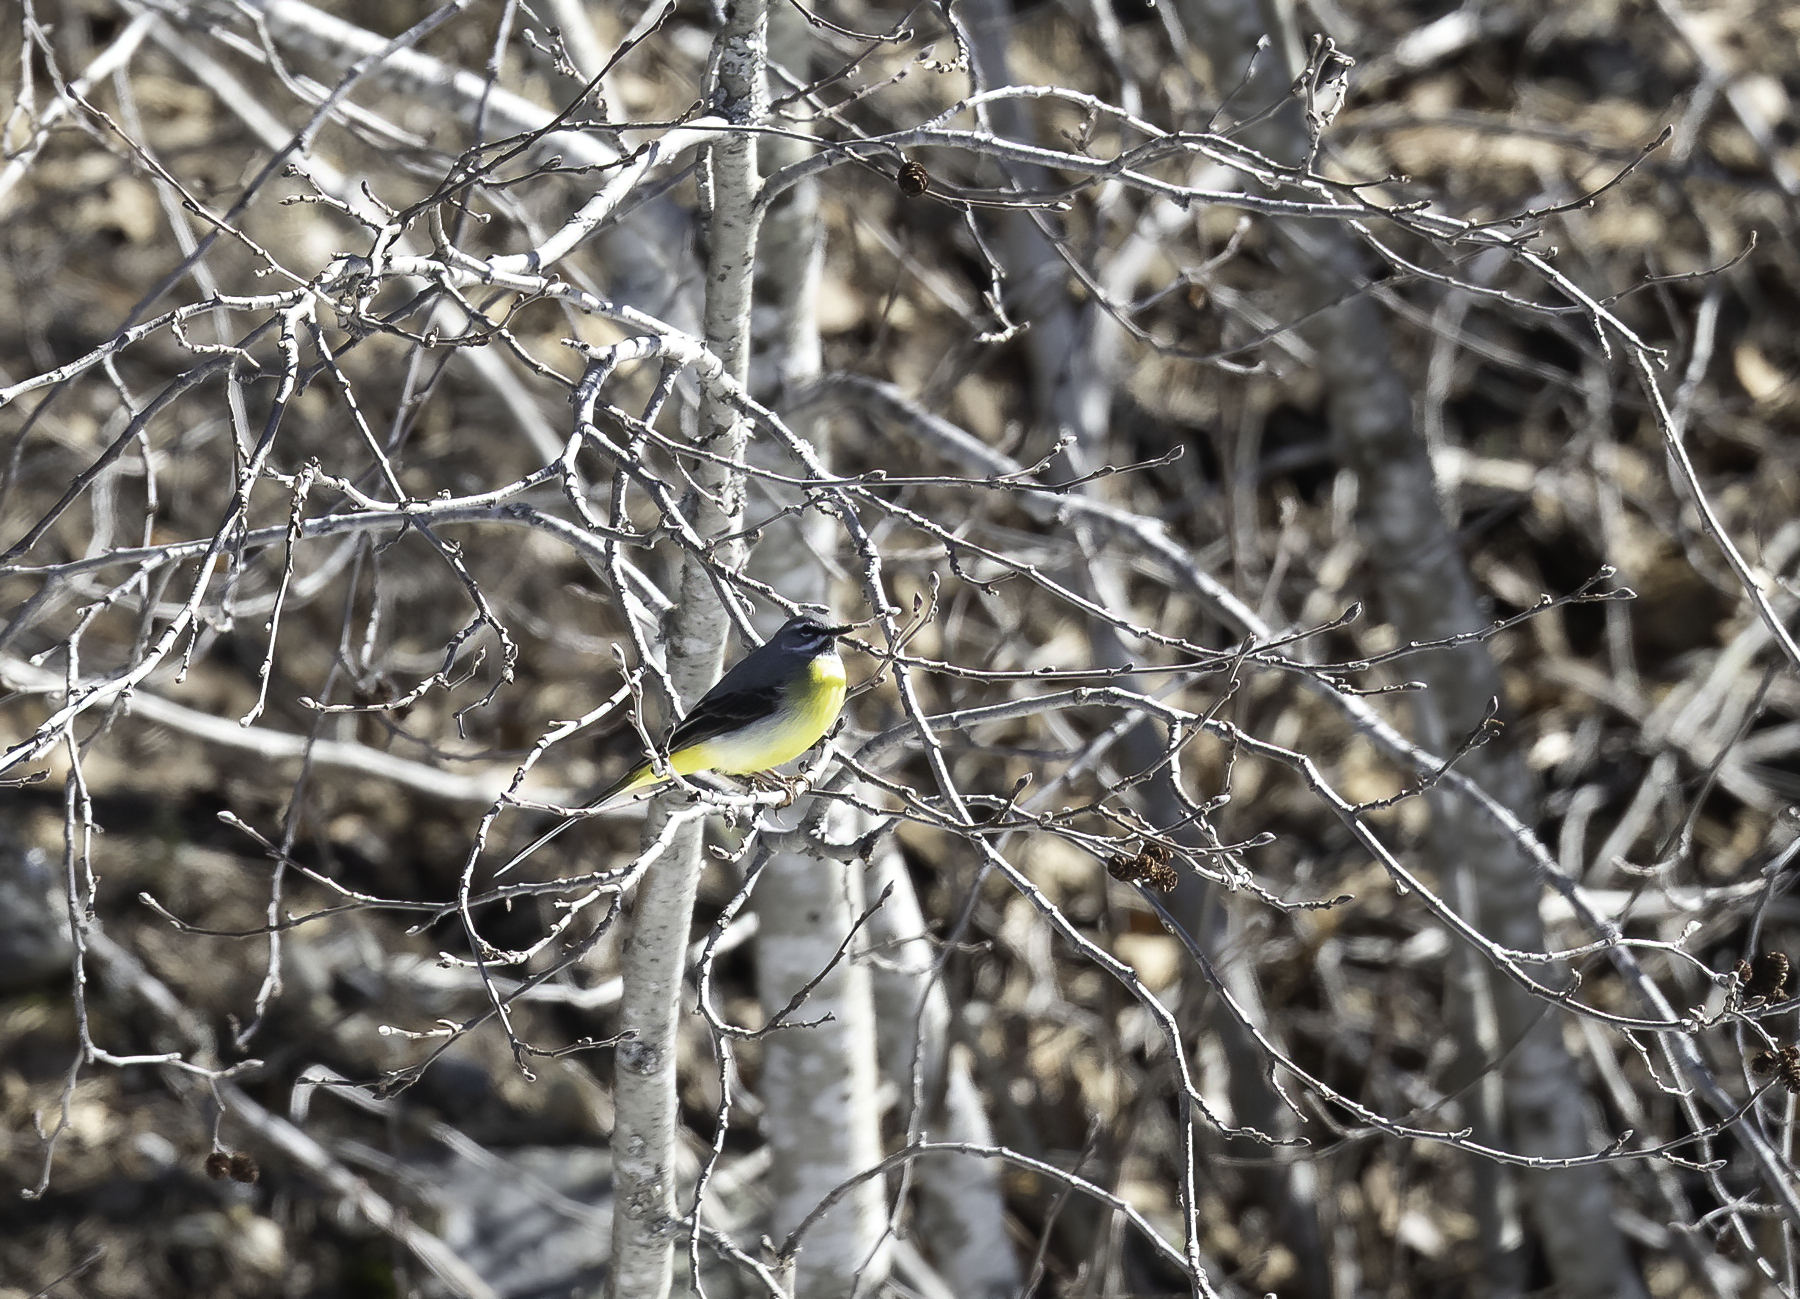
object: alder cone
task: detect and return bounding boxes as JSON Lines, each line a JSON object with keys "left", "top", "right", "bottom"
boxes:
{"left": 897, "top": 160, "right": 929, "bottom": 196}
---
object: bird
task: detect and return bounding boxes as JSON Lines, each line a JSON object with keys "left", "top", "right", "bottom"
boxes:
{"left": 499, "top": 614, "right": 853, "bottom": 872}
{"left": 597, "top": 612, "right": 854, "bottom": 802}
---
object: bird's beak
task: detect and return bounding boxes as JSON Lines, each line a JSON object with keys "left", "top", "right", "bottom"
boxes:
{"left": 825, "top": 624, "right": 854, "bottom": 637}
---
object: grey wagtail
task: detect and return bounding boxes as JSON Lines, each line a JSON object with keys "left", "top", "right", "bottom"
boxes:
{"left": 501, "top": 614, "right": 851, "bottom": 871}
{"left": 598, "top": 613, "right": 853, "bottom": 801}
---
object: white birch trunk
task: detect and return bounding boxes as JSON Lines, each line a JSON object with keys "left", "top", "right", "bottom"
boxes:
{"left": 863, "top": 844, "right": 1018, "bottom": 1299}
{"left": 747, "top": 8, "right": 889, "bottom": 1287}
{"left": 755, "top": 811, "right": 888, "bottom": 1294}
{"left": 607, "top": 0, "right": 767, "bottom": 1293}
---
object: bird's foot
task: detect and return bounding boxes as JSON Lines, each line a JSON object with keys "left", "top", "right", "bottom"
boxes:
{"left": 748, "top": 770, "right": 808, "bottom": 806}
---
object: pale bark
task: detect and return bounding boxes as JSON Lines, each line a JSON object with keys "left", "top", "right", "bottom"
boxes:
{"left": 607, "top": 0, "right": 767, "bottom": 1292}
{"left": 863, "top": 844, "right": 1018, "bottom": 1299}
{"left": 747, "top": 8, "right": 889, "bottom": 1287}
{"left": 755, "top": 814, "right": 887, "bottom": 1294}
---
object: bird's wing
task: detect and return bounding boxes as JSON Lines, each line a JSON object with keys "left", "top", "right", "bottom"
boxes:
{"left": 663, "top": 681, "right": 783, "bottom": 753}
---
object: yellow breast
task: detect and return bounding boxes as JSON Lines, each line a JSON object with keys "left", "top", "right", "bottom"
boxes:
{"left": 794, "top": 651, "right": 848, "bottom": 734}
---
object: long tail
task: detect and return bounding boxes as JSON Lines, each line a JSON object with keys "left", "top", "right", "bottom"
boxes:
{"left": 494, "top": 761, "right": 660, "bottom": 876}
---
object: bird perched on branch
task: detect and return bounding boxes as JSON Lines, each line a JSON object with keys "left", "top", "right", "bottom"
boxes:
{"left": 500, "top": 614, "right": 852, "bottom": 873}
{"left": 596, "top": 612, "right": 853, "bottom": 804}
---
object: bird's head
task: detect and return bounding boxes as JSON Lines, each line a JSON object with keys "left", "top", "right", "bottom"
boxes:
{"left": 774, "top": 614, "right": 852, "bottom": 655}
